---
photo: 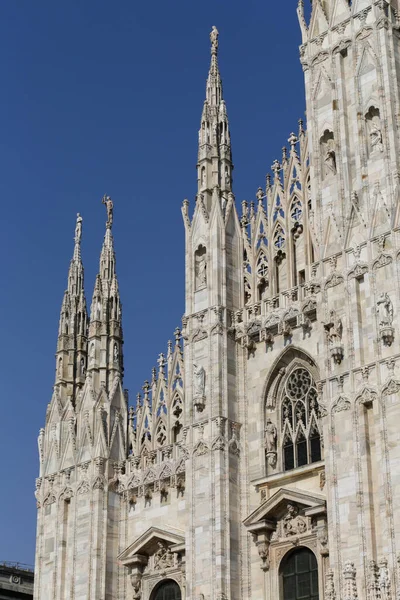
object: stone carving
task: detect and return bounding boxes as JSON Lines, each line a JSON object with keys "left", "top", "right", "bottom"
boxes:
{"left": 378, "top": 558, "right": 391, "bottom": 600}
{"left": 131, "top": 572, "right": 142, "bottom": 600}
{"left": 366, "top": 107, "right": 384, "bottom": 153}
{"left": 193, "top": 363, "right": 206, "bottom": 412}
{"left": 377, "top": 293, "right": 393, "bottom": 327}
{"left": 343, "top": 561, "right": 358, "bottom": 600}
{"left": 80, "top": 357, "right": 86, "bottom": 376}
{"left": 113, "top": 343, "right": 119, "bottom": 364}
{"left": 210, "top": 26, "right": 219, "bottom": 51}
{"left": 102, "top": 194, "right": 114, "bottom": 229}
{"left": 277, "top": 503, "right": 308, "bottom": 537}
{"left": 325, "top": 569, "right": 336, "bottom": 600}
{"left": 264, "top": 419, "right": 277, "bottom": 468}
{"left": 153, "top": 541, "right": 174, "bottom": 570}
{"left": 325, "top": 310, "right": 344, "bottom": 364}
{"left": 367, "top": 560, "right": 379, "bottom": 600}
{"left": 377, "top": 293, "right": 394, "bottom": 346}
{"left": 322, "top": 132, "right": 337, "bottom": 178}
{"left": 256, "top": 540, "right": 270, "bottom": 572}
{"left": 75, "top": 213, "right": 82, "bottom": 243}
{"left": 370, "top": 121, "right": 383, "bottom": 152}
{"left": 89, "top": 342, "right": 95, "bottom": 366}
{"left": 196, "top": 253, "right": 207, "bottom": 289}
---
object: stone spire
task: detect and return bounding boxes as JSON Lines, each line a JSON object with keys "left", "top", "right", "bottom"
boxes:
{"left": 55, "top": 213, "right": 88, "bottom": 404}
{"left": 87, "top": 196, "right": 123, "bottom": 391}
{"left": 197, "top": 26, "right": 233, "bottom": 209}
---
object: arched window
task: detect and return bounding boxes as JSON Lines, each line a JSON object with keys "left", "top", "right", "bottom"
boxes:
{"left": 281, "top": 368, "right": 321, "bottom": 471}
{"left": 280, "top": 548, "right": 319, "bottom": 600}
{"left": 151, "top": 580, "right": 182, "bottom": 600}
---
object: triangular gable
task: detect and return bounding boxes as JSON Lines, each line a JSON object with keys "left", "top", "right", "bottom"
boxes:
{"left": 244, "top": 487, "right": 326, "bottom": 530}
{"left": 118, "top": 526, "right": 185, "bottom": 566}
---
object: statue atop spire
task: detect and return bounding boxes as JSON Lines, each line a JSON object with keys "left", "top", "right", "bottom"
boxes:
{"left": 102, "top": 194, "right": 114, "bottom": 229}
{"left": 75, "top": 213, "right": 82, "bottom": 244}
{"left": 210, "top": 26, "right": 219, "bottom": 54}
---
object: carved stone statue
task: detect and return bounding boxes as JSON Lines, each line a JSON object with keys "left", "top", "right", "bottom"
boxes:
{"left": 80, "top": 358, "right": 86, "bottom": 376}
{"left": 327, "top": 310, "right": 343, "bottom": 345}
{"left": 113, "top": 343, "right": 119, "bottom": 364}
{"left": 130, "top": 573, "right": 142, "bottom": 600}
{"left": 75, "top": 213, "right": 82, "bottom": 243}
{"left": 196, "top": 253, "right": 207, "bottom": 288}
{"left": 210, "top": 26, "right": 219, "bottom": 51}
{"left": 370, "top": 120, "right": 383, "bottom": 153}
{"left": 377, "top": 293, "right": 393, "bottom": 327}
{"left": 193, "top": 364, "right": 206, "bottom": 399}
{"left": 324, "top": 138, "right": 337, "bottom": 177}
{"left": 102, "top": 195, "right": 114, "bottom": 229}
{"left": 153, "top": 541, "right": 174, "bottom": 570}
{"left": 264, "top": 419, "right": 277, "bottom": 453}
{"left": 90, "top": 343, "right": 95, "bottom": 366}
{"left": 282, "top": 503, "right": 307, "bottom": 537}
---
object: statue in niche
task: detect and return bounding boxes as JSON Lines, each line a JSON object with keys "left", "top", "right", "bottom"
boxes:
{"left": 195, "top": 245, "right": 207, "bottom": 289}
{"left": 321, "top": 130, "right": 337, "bottom": 178}
{"left": 80, "top": 358, "right": 86, "bottom": 376}
{"left": 201, "top": 167, "right": 206, "bottom": 188}
{"left": 377, "top": 293, "right": 393, "bottom": 327}
{"left": 264, "top": 419, "right": 277, "bottom": 453}
{"left": 75, "top": 213, "right": 82, "bottom": 243}
{"left": 366, "top": 107, "right": 383, "bottom": 153}
{"left": 327, "top": 310, "right": 343, "bottom": 345}
{"left": 89, "top": 343, "right": 95, "bottom": 366}
{"left": 193, "top": 364, "right": 206, "bottom": 399}
{"left": 58, "top": 357, "right": 62, "bottom": 378}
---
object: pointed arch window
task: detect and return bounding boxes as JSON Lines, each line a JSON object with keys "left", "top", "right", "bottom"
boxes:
{"left": 281, "top": 368, "right": 321, "bottom": 471}
{"left": 274, "top": 224, "right": 286, "bottom": 252}
{"left": 290, "top": 198, "right": 303, "bottom": 224}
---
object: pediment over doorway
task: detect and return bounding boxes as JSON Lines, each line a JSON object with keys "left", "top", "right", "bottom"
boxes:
{"left": 118, "top": 526, "right": 185, "bottom": 567}
{"left": 244, "top": 487, "right": 327, "bottom": 571}
{"left": 244, "top": 486, "right": 326, "bottom": 531}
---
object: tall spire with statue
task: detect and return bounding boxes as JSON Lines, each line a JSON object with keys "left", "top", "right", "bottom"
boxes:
{"left": 87, "top": 195, "right": 123, "bottom": 391}
{"left": 197, "top": 26, "right": 233, "bottom": 210}
{"left": 55, "top": 212, "right": 88, "bottom": 405}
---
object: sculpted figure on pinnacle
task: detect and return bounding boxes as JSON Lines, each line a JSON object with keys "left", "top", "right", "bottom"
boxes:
{"left": 210, "top": 26, "right": 219, "bottom": 52}
{"left": 102, "top": 194, "right": 114, "bottom": 229}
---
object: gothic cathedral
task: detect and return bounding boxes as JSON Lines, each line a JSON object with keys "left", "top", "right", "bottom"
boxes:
{"left": 34, "top": 2, "right": 400, "bottom": 599}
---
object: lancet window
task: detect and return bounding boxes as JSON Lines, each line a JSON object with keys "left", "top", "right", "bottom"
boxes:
{"left": 281, "top": 368, "right": 321, "bottom": 471}
{"left": 274, "top": 224, "right": 286, "bottom": 252}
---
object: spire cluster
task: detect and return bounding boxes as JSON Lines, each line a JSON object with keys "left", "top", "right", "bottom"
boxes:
{"left": 55, "top": 196, "right": 123, "bottom": 404}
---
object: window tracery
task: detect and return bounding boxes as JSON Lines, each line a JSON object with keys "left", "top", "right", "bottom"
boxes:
{"left": 281, "top": 368, "right": 321, "bottom": 471}
{"left": 274, "top": 224, "right": 286, "bottom": 253}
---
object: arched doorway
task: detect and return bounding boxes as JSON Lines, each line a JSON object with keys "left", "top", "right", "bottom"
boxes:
{"left": 151, "top": 579, "right": 182, "bottom": 600}
{"left": 280, "top": 547, "right": 319, "bottom": 600}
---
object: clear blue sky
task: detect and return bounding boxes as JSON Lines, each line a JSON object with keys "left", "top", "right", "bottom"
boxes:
{"left": 0, "top": 1, "right": 310, "bottom": 565}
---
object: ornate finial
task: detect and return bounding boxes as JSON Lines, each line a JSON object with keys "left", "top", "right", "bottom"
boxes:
{"left": 174, "top": 327, "right": 181, "bottom": 344}
{"left": 102, "top": 195, "right": 114, "bottom": 229}
{"left": 75, "top": 213, "right": 83, "bottom": 244}
{"left": 288, "top": 132, "right": 298, "bottom": 148}
{"left": 272, "top": 160, "right": 281, "bottom": 178}
{"left": 210, "top": 26, "right": 219, "bottom": 54}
